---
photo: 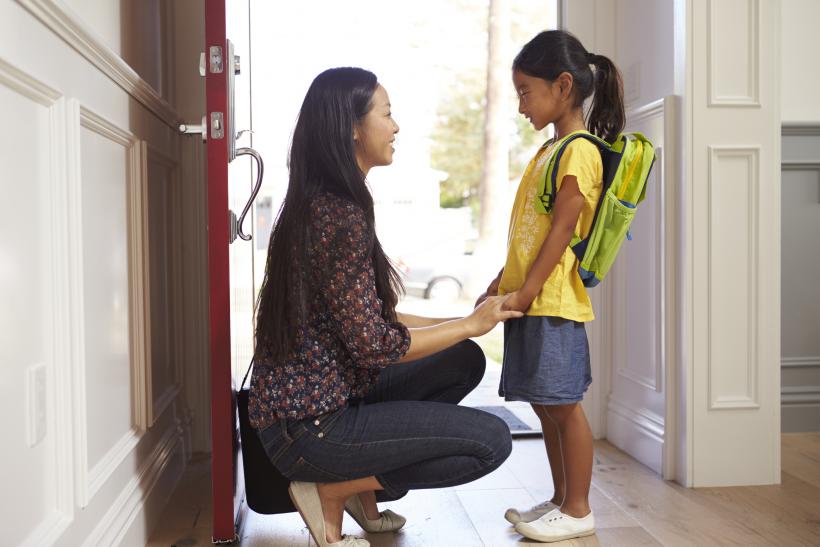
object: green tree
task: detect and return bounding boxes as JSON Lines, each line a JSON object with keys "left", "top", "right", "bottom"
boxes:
{"left": 431, "top": 75, "right": 486, "bottom": 210}
{"left": 430, "top": 0, "right": 554, "bottom": 215}
{"left": 431, "top": 77, "right": 542, "bottom": 212}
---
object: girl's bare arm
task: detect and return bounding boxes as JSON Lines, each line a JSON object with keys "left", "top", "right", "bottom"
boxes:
{"left": 504, "top": 174, "right": 585, "bottom": 312}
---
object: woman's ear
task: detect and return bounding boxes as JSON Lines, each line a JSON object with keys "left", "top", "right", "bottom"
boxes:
{"left": 353, "top": 126, "right": 360, "bottom": 143}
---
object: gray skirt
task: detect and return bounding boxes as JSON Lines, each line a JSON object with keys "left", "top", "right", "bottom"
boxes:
{"left": 499, "top": 315, "right": 592, "bottom": 405}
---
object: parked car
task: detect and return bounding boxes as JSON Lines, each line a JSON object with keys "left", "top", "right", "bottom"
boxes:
{"left": 394, "top": 248, "right": 476, "bottom": 301}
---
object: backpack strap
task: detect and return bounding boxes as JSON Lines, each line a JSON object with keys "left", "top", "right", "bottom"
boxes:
{"left": 535, "top": 132, "right": 628, "bottom": 266}
{"left": 535, "top": 131, "right": 612, "bottom": 215}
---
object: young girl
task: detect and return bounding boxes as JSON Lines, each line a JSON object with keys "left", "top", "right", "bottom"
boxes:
{"left": 477, "top": 30, "right": 625, "bottom": 542}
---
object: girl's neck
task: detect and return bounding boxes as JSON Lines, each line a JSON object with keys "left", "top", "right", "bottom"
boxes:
{"left": 552, "top": 109, "right": 587, "bottom": 141}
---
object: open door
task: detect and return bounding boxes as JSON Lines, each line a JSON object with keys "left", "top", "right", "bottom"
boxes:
{"left": 200, "top": 0, "right": 262, "bottom": 540}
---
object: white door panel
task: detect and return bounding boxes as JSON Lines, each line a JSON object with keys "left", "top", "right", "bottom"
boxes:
{"left": 606, "top": 98, "right": 676, "bottom": 477}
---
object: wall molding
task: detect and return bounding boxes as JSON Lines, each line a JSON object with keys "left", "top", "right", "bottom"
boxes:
{"left": 603, "top": 96, "right": 676, "bottom": 477}
{"left": 781, "top": 162, "right": 820, "bottom": 171}
{"left": 706, "top": 0, "right": 760, "bottom": 107}
{"left": 782, "top": 356, "right": 820, "bottom": 368}
{"left": 782, "top": 123, "right": 820, "bottom": 137}
{"left": 0, "top": 56, "right": 61, "bottom": 105}
{"left": 617, "top": 102, "right": 668, "bottom": 395}
{"left": 613, "top": 143, "right": 665, "bottom": 393}
{"left": 15, "top": 0, "right": 180, "bottom": 128}
{"left": 83, "top": 425, "right": 184, "bottom": 547}
{"left": 608, "top": 395, "right": 665, "bottom": 441}
{"left": 87, "top": 430, "right": 140, "bottom": 505}
{"left": 707, "top": 146, "right": 761, "bottom": 410}
{"left": 607, "top": 396, "right": 664, "bottom": 474}
{"left": 628, "top": 98, "right": 665, "bottom": 125}
{"left": 145, "top": 144, "right": 183, "bottom": 426}
{"left": 72, "top": 104, "right": 150, "bottom": 507}
{"left": 781, "top": 386, "right": 820, "bottom": 406}
{"left": 180, "top": 138, "right": 211, "bottom": 452}
{"left": 4, "top": 61, "right": 75, "bottom": 545}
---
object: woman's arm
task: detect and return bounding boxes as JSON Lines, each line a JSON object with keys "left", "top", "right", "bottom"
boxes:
{"left": 322, "top": 205, "right": 521, "bottom": 368}
{"left": 396, "top": 312, "right": 458, "bottom": 328}
{"left": 504, "top": 174, "right": 585, "bottom": 312}
{"left": 398, "top": 295, "right": 520, "bottom": 362}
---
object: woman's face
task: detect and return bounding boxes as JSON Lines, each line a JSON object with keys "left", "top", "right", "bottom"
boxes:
{"left": 354, "top": 85, "right": 399, "bottom": 174}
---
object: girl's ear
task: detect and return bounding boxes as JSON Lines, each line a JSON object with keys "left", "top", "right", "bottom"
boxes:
{"left": 556, "top": 71, "right": 574, "bottom": 101}
{"left": 353, "top": 126, "right": 360, "bottom": 142}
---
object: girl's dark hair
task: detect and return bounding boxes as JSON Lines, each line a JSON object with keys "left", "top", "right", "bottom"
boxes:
{"left": 255, "top": 67, "right": 403, "bottom": 362}
{"left": 513, "top": 30, "right": 625, "bottom": 143}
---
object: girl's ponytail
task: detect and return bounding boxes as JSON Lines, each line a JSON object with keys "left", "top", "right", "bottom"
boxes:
{"left": 586, "top": 53, "right": 625, "bottom": 144}
{"left": 513, "top": 31, "right": 626, "bottom": 144}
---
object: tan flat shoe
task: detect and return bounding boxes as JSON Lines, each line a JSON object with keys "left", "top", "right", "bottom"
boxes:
{"left": 288, "top": 481, "right": 370, "bottom": 547}
{"left": 344, "top": 494, "right": 407, "bottom": 533}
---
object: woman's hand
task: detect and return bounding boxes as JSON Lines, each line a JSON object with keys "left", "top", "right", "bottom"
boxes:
{"left": 501, "top": 290, "right": 536, "bottom": 313}
{"left": 466, "top": 295, "right": 524, "bottom": 337}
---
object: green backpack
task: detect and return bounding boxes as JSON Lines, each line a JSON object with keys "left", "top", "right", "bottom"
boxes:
{"left": 535, "top": 131, "right": 656, "bottom": 288}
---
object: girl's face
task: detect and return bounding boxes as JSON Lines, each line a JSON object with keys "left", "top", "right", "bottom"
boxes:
{"left": 354, "top": 85, "right": 400, "bottom": 173}
{"left": 513, "top": 69, "right": 571, "bottom": 131}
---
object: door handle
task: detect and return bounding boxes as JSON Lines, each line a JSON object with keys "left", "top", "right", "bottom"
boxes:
{"left": 230, "top": 147, "right": 264, "bottom": 243}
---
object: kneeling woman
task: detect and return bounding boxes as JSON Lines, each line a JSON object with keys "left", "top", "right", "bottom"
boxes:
{"left": 249, "top": 67, "right": 520, "bottom": 547}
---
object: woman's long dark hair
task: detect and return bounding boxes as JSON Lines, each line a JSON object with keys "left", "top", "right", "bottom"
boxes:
{"left": 513, "top": 30, "right": 625, "bottom": 144}
{"left": 255, "top": 67, "right": 403, "bottom": 361}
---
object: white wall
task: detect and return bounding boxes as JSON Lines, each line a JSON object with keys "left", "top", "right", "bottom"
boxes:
{"left": 0, "top": 0, "right": 206, "bottom": 544}
{"left": 779, "top": 1, "right": 820, "bottom": 432}
{"left": 560, "top": 0, "right": 675, "bottom": 107}
{"left": 781, "top": 127, "right": 820, "bottom": 431}
{"left": 781, "top": 0, "right": 820, "bottom": 123}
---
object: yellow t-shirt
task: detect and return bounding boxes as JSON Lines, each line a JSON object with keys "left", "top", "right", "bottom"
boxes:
{"left": 498, "top": 132, "right": 603, "bottom": 321}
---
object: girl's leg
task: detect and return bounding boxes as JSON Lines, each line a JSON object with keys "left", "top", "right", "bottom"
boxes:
{"left": 541, "top": 402, "right": 593, "bottom": 517}
{"left": 532, "top": 404, "right": 565, "bottom": 506}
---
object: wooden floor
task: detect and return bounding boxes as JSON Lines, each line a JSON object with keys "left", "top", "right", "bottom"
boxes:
{"left": 147, "top": 433, "right": 820, "bottom": 546}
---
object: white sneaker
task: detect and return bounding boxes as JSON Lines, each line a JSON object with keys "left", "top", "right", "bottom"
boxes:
{"left": 504, "top": 500, "right": 559, "bottom": 524}
{"left": 514, "top": 508, "right": 595, "bottom": 542}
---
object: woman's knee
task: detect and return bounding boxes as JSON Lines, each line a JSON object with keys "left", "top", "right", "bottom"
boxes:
{"left": 454, "top": 339, "right": 486, "bottom": 390}
{"left": 475, "top": 412, "right": 512, "bottom": 467}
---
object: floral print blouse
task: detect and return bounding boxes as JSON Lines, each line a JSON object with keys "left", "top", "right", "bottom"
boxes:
{"left": 249, "top": 192, "right": 411, "bottom": 429}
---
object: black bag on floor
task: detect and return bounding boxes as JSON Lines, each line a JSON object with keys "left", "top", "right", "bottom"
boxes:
{"left": 237, "top": 363, "right": 295, "bottom": 514}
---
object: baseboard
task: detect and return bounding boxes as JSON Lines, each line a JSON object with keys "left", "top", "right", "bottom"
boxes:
{"left": 781, "top": 386, "right": 820, "bottom": 432}
{"left": 782, "top": 404, "right": 820, "bottom": 433}
{"left": 83, "top": 425, "right": 186, "bottom": 547}
{"left": 607, "top": 396, "right": 664, "bottom": 474}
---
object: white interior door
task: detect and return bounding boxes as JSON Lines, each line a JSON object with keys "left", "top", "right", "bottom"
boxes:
{"left": 605, "top": 97, "right": 677, "bottom": 478}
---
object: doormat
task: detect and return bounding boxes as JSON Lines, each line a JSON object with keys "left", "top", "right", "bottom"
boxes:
{"left": 474, "top": 406, "right": 537, "bottom": 434}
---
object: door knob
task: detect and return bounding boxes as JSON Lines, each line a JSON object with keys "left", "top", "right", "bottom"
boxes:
{"left": 179, "top": 115, "right": 207, "bottom": 142}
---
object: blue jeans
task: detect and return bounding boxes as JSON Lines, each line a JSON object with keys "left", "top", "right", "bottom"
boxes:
{"left": 256, "top": 340, "right": 513, "bottom": 499}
